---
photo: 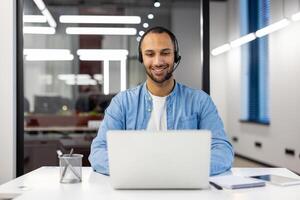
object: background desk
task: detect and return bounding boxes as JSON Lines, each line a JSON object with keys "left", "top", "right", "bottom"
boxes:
{"left": 0, "top": 167, "right": 300, "bottom": 200}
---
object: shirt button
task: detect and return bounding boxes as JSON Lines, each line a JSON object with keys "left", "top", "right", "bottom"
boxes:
{"left": 148, "top": 108, "right": 151, "bottom": 112}
{"left": 148, "top": 97, "right": 151, "bottom": 101}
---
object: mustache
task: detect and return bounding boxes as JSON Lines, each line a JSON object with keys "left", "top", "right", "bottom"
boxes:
{"left": 151, "top": 64, "right": 169, "bottom": 69}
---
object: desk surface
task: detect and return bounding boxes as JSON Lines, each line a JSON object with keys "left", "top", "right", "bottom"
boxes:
{"left": 0, "top": 167, "right": 300, "bottom": 200}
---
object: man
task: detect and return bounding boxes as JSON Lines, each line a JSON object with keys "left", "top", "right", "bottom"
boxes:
{"left": 89, "top": 26, "right": 234, "bottom": 176}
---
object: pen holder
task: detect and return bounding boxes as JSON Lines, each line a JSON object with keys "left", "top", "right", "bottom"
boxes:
{"left": 59, "top": 154, "right": 83, "bottom": 183}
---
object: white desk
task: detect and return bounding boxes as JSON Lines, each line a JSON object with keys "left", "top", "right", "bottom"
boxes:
{"left": 0, "top": 167, "right": 300, "bottom": 200}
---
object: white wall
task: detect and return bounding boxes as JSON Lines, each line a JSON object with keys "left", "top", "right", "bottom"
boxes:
{"left": 211, "top": 0, "right": 300, "bottom": 173}
{"left": 172, "top": 1, "right": 202, "bottom": 89}
{"left": 210, "top": 1, "right": 228, "bottom": 128}
{"left": 0, "top": 0, "right": 16, "bottom": 183}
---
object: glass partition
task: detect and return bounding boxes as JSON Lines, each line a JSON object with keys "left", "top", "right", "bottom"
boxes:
{"left": 21, "top": 0, "right": 202, "bottom": 173}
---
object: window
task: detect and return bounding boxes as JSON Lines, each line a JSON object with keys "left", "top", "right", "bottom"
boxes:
{"left": 241, "top": 0, "right": 270, "bottom": 124}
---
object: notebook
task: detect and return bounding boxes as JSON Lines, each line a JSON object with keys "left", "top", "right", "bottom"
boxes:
{"left": 209, "top": 175, "right": 266, "bottom": 189}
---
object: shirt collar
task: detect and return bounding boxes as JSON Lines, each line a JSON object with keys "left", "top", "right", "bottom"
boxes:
{"left": 142, "top": 80, "right": 178, "bottom": 102}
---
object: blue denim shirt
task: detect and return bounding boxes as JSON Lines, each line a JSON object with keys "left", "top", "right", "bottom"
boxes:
{"left": 89, "top": 82, "right": 234, "bottom": 176}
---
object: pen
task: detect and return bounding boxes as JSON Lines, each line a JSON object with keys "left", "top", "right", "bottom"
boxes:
{"left": 60, "top": 148, "right": 74, "bottom": 182}
{"left": 57, "top": 149, "right": 81, "bottom": 181}
{"left": 209, "top": 181, "right": 223, "bottom": 190}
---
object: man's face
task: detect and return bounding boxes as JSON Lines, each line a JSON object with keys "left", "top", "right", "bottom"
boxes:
{"left": 141, "top": 32, "right": 175, "bottom": 84}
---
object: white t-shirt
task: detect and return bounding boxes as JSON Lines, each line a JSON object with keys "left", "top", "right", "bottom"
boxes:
{"left": 146, "top": 92, "right": 167, "bottom": 131}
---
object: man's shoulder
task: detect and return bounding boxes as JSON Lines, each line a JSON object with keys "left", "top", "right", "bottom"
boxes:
{"left": 176, "top": 82, "right": 209, "bottom": 99}
{"left": 113, "top": 83, "right": 144, "bottom": 101}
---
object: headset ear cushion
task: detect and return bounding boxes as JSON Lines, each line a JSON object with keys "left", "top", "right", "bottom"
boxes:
{"left": 175, "top": 55, "right": 181, "bottom": 63}
{"left": 138, "top": 51, "right": 143, "bottom": 63}
{"left": 174, "top": 52, "right": 180, "bottom": 63}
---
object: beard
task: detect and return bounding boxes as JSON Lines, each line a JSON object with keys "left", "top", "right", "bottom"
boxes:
{"left": 144, "top": 64, "right": 173, "bottom": 84}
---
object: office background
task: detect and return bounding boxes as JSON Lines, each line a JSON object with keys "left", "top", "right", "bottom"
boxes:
{"left": 1, "top": 0, "right": 300, "bottom": 184}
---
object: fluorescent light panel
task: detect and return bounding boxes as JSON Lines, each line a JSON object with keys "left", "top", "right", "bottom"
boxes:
{"left": 211, "top": 44, "right": 231, "bottom": 56}
{"left": 93, "top": 74, "right": 103, "bottom": 82}
{"left": 60, "top": 15, "right": 141, "bottom": 24}
{"left": 79, "top": 55, "right": 127, "bottom": 61}
{"left": 230, "top": 33, "right": 256, "bottom": 48}
{"left": 33, "top": 0, "right": 45, "bottom": 10}
{"left": 77, "top": 49, "right": 128, "bottom": 56}
{"left": 42, "top": 8, "right": 57, "bottom": 27}
{"left": 23, "top": 15, "right": 47, "bottom": 23}
{"left": 24, "top": 49, "right": 71, "bottom": 55}
{"left": 77, "top": 49, "right": 128, "bottom": 61}
{"left": 24, "top": 49, "right": 73, "bottom": 61}
{"left": 66, "top": 79, "right": 97, "bottom": 85}
{"left": 26, "top": 54, "right": 74, "bottom": 61}
{"left": 23, "top": 26, "right": 55, "bottom": 34}
{"left": 255, "top": 19, "right": 290, "bottom": 38}
{"left": 32, "top": 0, "right": 57, "bottom": 28}
{"left": 58, "top": 74, "right": 98, "bottom": 85}
{"left": 66, "top": 27, "right": 137, "bottom": 35}
{"left": 58, "top": 74, "right": 91, "bottom": 81}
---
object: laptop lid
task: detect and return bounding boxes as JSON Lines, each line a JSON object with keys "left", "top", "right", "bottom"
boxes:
{"left": 107, "top": 130, "right": 211, "bottom": 189}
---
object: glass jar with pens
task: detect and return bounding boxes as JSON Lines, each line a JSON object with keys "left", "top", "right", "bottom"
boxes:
{"left": 57, "top": 149, "right": 83, "bottom": 183}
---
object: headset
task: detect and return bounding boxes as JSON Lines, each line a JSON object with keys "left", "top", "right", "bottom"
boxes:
{"left": 138, "top": 26, "right": 181, "bottom": 64}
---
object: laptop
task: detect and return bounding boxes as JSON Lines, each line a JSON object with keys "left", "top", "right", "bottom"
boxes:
{"left": 107, "top": 130, "right": 211, "bottom": 189}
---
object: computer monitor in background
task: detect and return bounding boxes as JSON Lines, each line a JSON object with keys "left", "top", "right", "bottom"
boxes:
{"left": 75, "top": 93, "right": 115, "bottom": 113}
{"left": 34, "top": 95, "right": 62, "bottom": 114}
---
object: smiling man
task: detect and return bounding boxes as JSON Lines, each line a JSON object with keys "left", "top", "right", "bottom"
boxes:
{"left": 89, "top": 26, "right": 234, "bottom": 176}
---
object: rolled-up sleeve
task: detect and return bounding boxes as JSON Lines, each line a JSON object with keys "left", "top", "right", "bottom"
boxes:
{"left": 88, "top": 96, "right": 124, "bottom": 175}
{"left": 199, "top": 95, "right": 234, "bottom": 176}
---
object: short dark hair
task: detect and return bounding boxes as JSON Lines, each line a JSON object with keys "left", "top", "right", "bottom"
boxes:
{"left": 138, "top": 26, "right": 180, "bottom": 63}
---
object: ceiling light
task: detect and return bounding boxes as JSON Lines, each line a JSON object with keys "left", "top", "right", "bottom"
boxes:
{"left": 26, "top": 54, "right": 74, "bottom": 61}
{"left": 66, "top": 79, "right": 97, "bottom": 86}
{"left": 136, "top": 36, "right": 141, "bottom": 42}
{"left": 148, "top": 14, "right": 154, "bottom": 19}
{"left": 23, "top": 15, "right": 47, "bottom": 23}
{"left": 66, "top": 27, "right": 137, "bottom": 35}
{"left": 24, "top": 49, "right": 71, "bottom": 55}
{"left": 230, "top": 33, "right": 256, "bottom": 48}
{"left": 41, "top": 8, "right": 57, "bottom": 27}
{"left": 33, "top": 0, "right": 46, "bottom": 10}
{"left": 24, "top": 49, "right": 73, "bottom": 61}
{"left": 60, "top": 15, "right": 141, "bottom": 24}
{"left": 93, "top": 74, "right": 103, "bottom": 82}
{"left": 23, "top": 26, "right": 55, "bottom": 34}
{"left": 58, "top": 74, "right": 91, "bottom": 81}
{"left": 211, "top": 44, "right": 231, "bottom": 56}
{"left": 255, "top": 19, "right": 290, "bottom": 38}
{"left": 77, "top": 49, "right": 128, "bottom": 56}
{"left": 139, "top": 31, "right": 145, "bottom": 36}
{"left": 143, "top": 23, "right": 149, "bottom": 28}
{"left": 77, "top": 49, "right": 128, "bottom": 61}
{"left": 79, "top": 55, "right": 128, "bottom": 61}
{"left": 154, "top": 1, "right": 161, "bottom": 7}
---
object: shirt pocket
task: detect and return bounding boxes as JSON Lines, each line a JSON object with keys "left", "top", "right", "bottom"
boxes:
{"left": 178, "top": 114, "right": 198, "bottom": 129}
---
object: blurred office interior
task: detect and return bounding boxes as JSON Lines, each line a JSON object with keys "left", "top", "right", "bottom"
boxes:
{"left": 1, "top": 0, "right": 300, "bottom": 183}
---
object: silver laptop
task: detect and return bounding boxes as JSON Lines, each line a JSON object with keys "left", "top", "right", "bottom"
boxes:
{"left": 107, "top": 130, "right": 211, "bottom": 189}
